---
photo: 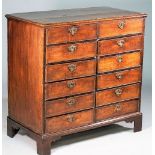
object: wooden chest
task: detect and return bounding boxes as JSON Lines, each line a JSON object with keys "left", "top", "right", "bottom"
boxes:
{"left": 6, "top": 7, "right": 147, "bottom": 155}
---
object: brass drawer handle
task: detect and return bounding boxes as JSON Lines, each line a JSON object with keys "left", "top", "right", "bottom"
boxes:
{"left": 67, "top": 81, "right": 76, "bottom": 89}
{"left": 117, "top": 40, "right": 125, "bottom": 47}
{"left": 118, "top": 21, "right": 125, "bottom": 29}
{"left": 117, "top": 55, "right": 123, "bottom": 63}
{"left": 115, "top": 103, "right": 122, "bottom": 112}
{"left": 67, "top": 115, "right": 76, "bottom": 122}
{"left": 68, "top": 26, "right": 78, "bottom": 35}
{"left": 115, "top": 73, "right": 123, "bottom": 79}
{"left": 68, "top": 64, "right": 76, "bottom": 72}
{"left": 67, "top": 98, "right": 76, "bottom": 106}
{"left": 68, "top": 45, "right": 77, "bottom": 53}
{"left": 115, "top": 88, "right": 123, "bottom": 96}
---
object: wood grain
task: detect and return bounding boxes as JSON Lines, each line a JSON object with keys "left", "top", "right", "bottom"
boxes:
{"left": 8, "top": 19, "right": 44, "bottom": 134}
{"left": 99, "top": 18, "right": 144, "bottom": 38}
{"left": 45, "top": 93, "right": 94, "bottom": 117}
{"left": 46, "top": 41, "right": 97, "bottom": 63}
{"left": 45, "top": 59, "right": 96, "bottom": 82}
{"left": 98, "top": 51, "right": 141, "bottom": 73}
{"left": 97, "top": 67, "right": 141, "bottom": 89}
{"left": 6, "top": 7, "right": 146, "bottom": 25}
{"left": 45, "top": 77, "right": 95, "bottom": 100}
{"left": 98, "top": 35, "right": 143, "bottom": 56}
{"left": 46, "top": 110, "right": 93, "bottom": 133}
{"left": 96, "top": 100, "right": 139, "bottom": 121}
{"left": 46, "top": 23, "right": 97, "bottom": 44}
{"left": 96, "top": 83, "right": 140, "bottom": 106}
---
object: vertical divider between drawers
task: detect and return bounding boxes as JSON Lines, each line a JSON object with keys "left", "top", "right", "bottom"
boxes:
{"left": 93, "top": 22, "right": 99, "bottom": 123}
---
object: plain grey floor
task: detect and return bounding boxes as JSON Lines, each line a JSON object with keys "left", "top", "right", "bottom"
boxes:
{"left": 2, "top": 83, "right": 152, "bottom": 155}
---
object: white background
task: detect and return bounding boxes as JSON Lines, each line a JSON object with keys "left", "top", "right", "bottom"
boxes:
{"left": 1, "top": 0, "right": 152, "bottom": 155}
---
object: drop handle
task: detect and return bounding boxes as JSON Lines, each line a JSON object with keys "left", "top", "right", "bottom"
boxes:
{"left": 67, "top": 81, "right": 76, "bottom": 89}
{"left": 115, "top": 88, "right": 123, "bottom": 96}
{"left": 117, "top": 55, "right": 123, "bottom": 63}
{"left": 68, "top": 45, "right": 77, "bottom": 53}
{"left": 67, "top": 98, "right": 77, "bottom": 106}
{"left": 115, "top": 104, "right": 122, "bottom": 112}
{"left": 117, "top": 40, "right": 125, "bottom": 47}
{"left": 68, "top": 26, "right": 78, "bottom": 35}
{"left": 68, "top": 64, "right": 76, "bottom": 72}
{"left": 67, "top": 115, "right": 76, "bottom": 122}
{"left": 118, "top": 21, "right": 125, "bottom": 29}
{"left": 115, "top": 73, "right": 123, "bottom": 79}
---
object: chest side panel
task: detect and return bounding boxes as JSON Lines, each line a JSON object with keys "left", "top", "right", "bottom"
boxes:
{"left": 8, "top": 19, "right": 44, "bottom": 134}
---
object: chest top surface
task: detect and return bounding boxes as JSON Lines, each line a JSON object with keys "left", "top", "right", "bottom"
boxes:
{"left": 6, "top": 6, "right": 146, "bottom": 25}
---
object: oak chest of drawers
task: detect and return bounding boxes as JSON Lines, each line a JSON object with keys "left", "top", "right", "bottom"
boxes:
{"left": 6, "top": 7, "right": 147, "bottom": 155}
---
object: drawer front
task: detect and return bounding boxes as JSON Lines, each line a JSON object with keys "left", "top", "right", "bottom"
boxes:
{"left": 46, "top": 41, "right": 97, "bottom": 63}
{"left": 98, "top": 35, "right": 143, "bottom": 56}
{"left": 45, "top": 77, "right": 95, "bottom": 100}
{"left": 45, "top": 93, "right": 95, "bottom": 117}
{"left": 97, "top": 68, "right": 141, "bottom": 89}
{"left": 96, "top": 83, "right": 140, "bottom": 106}
{"left": 46, "top": 23, "right": 97, "bottom": 44}
{"left": 46, "top": 109, "right": 93, "bottom": 133}
{"left": 45, "top": 59, "right": 96, "bottom": 82}
{"left": 99, "top": 18, "right": 144, "bottom": 38}
{"left": 96, "top": 100, "right": 139, "bottom": 121}
{"left": 98, "top": 51, "right": 141, "bottom": 73}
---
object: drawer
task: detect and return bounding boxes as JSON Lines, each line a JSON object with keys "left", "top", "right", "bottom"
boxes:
{"left": 98, "top": 51, "right": 141, "bottom": 73}
{"left": 96, "top": 83, "right": 140, "bottom": 106}
{"left": 46, "top": 41, "right": 97, "bottom": 63}
{"left": 96, "top": 100, "right": 139, "bottom": 121}
{"left": 45, "top": 93, "right": 94, "bottom": 117}
{"left": 99, "top": 18, "right": 144, "bottom": 38}
{"left": 46, "top": 109, "right": 93, "bottom": 133}
{"left": 45, "top": 77, "right": 95, "bottom": 100}
{"left": 45, "top": 59, "right": 96, "bottom": 82}
{"left": 98, "top": 35, "right": 143, "bottom": 56}
{"left": 46, "top": 23, "right": 97, "bottom": 44}
{"left": 97, "top": 68, "right": 141, "bottom": 89}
